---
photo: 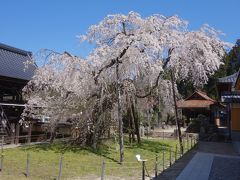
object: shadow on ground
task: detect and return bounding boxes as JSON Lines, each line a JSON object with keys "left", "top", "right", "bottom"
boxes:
{"left": 125, "top": 139, "right": 173, "bottom": 153}
{"left": 19, "top": 138, "right": 174, "bottom": 163}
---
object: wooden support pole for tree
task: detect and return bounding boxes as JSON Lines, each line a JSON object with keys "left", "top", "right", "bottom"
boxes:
{"left": 157, "top": 89, "right": 161, "bottom": 127}
{"left": 58, "top": 155, "right": 63, "bottom": 180}
{"left": 15, "top": 123, "right": 20, "bottom": 144}
{"left": 1, "top": 137, "right": 3, "bottom": 155}
{"left": 27, "top": 123, "right": 32, "bottom": 144}
{"left": 116, "top": 61, "right": 124, "bottom": 163}
{"left": 0, "top": 153, "right": 3, "bottom": 171}
{"left": 147, "top": 109, "right": 150, "bottom": 140}
{"left": 101, "top": 160, "right": 105, "bottom": 180}
{"left": 10, "top": 123, "right": 15, "bottom": 144}
{"left": 170, "top": 70, "right": 183, "bottom": 156}
{"left": 26, "top": 153, "right": 30, "bottom": 177}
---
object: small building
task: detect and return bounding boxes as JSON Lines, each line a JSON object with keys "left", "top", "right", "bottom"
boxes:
{"left": 217, "top": 70, "right": 240, "bottom": 140}
{"left": 177, "top": 90, "right": 222, "bottom": 126}
{"left": 0, "top": 43, "right": 36, "bottom": 142}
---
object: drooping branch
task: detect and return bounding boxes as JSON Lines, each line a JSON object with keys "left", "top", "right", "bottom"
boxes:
{"left": 135, "top": 48, "right": 174, "bottom": 98}
{"left": 93, "top": 22, "right": 135, "bottom": 85}
{"left": 94, "top": 40, "right": 134, "bottom": 84}
{"left": 94, "top": 59, "right": 116, "bottom": 84}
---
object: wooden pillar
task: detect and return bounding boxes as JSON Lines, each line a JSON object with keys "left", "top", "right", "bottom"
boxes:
{"left": 228, "top": 104, "right": 232, "bottom": 140}
{"left": 27, "top": 123, "right": 32, "bottom": 144}
{"left": 15, "top": 123, "right": 20, "bottom": 144}
{"left": 0, "top": 91, "right": 3, "bottom": 101}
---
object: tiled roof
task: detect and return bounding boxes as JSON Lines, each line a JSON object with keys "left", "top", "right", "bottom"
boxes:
{"left": 185, "top": 90, "right": 216, "bottom": 102}
{"left": 218, "top": 72, "right": 239, "bottom": 85}
{"left": 235, "top": 71, "right": 240, "bottom": 89}
{"left": 177, "top": 90, "right": 216, "bottom": 108}
{"left": 177, "top": 100, "right": 215, "bottom": 108}
{"left": 0, "top": 43, "right": 36, "bottom": 81}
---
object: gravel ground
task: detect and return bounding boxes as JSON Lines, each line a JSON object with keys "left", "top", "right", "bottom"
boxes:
{"left": 209, "top": 157, "right": 240, "bottom": 180}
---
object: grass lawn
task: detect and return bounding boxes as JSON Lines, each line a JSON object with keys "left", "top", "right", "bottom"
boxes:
{"left": 0, "top": 137, "right": 183, "bottom": 180}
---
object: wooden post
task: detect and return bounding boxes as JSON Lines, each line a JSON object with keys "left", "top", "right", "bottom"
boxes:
{"left": 0, "top": 154, "right": 3, "bottom": 171}
{"left": 187, "top": 134, "right": 189, "bottom": 151}
{"left": 182, "top": 140, "right": 184, "bottom": 155}
{"left": 191, "top": 137, "right": 193, "bottom": 149}
{"left": 58, "top": 155, "right": 63, "bottom": 180}
{"left": 27, "top": 123, "right": 32, "bottom": 144}
{"left": 26, "top": 153, "right": 30, "bottom": 177}
{"left": 101, "top": 160, "right": 105, "bottom": 180}
{"left": 1, "top": 137, "right": 3, "bottom": 154}
{"left": 142, "top": 161, "right": 145, "bottom": 180}
{"left": 0, "top": 136, "right": 3, "bottom": 171}
{"left": 162, "top": 149, "right": 165, "bottom": 171}
{"left": 147, "top": 108, "right": 150, "bottom": 140}
{"left": 15, "top": 123, "right": 20, "bottom": 144}
{"left": 175, "top": 144, "right": 178, "bottom": 161}
{"left": 169, "top": 148, "right": 172, "bottom": 167}
{"left": 155, "top": 155, "right": 158, "bottom": 178}
{"left": 196, "top": 137, "right": 199, "bottom": 149}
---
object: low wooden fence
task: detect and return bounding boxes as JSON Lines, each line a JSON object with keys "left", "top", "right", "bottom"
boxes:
{"left": 0, "top": 135, "right": 198, "bottom": 180}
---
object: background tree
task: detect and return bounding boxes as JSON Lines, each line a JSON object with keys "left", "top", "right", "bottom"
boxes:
{"left": 202, "top": 39, "right": 239, "bottom": 99}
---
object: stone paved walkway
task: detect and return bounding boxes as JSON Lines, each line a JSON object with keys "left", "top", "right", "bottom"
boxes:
{"left": 154, "top": 149, "right": 196, "bottom": 180}
{"left": 156, "top": 141, "right": 240, "bottom": 180}
{"left": 176, "top": 141, "right": 240, "bottom": 180}
{"left": 176, "top": 152, "right": 213, "bottom": 180}
{"left": 233, "top": 141, "right": 240, "bottom": 155}
{"left": 209, "top": 156, "right": 240, "bottom": 180}
{"left": 197, "top": 141, "right": 238, "bottom": 155}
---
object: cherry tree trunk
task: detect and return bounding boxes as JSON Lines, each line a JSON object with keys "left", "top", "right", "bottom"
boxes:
{"left": 170, "top": 71, "right": 184, "bottom": 156}
{"left": 116, "top": 62, "right": 124, "bottom": 163}
{"left": 128, "top": 107, "right": 136, "bottom": 143}
{"left": 132, "top": 99, "right": 140, "bottom": 144}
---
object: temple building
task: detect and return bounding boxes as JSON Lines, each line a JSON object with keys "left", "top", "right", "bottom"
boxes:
{"left": 0, "top": 43, "right": 36, "bottom": 143}
{"left": 217, "top": 70, "right": 240, "bottom": 140}
{"left": 177, "top": 90, "right": 222, "bottom": 127}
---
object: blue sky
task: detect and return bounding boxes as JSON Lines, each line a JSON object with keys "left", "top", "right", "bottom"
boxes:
{"left": 1, "top": 0, "right": 239, "bottom": 57}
